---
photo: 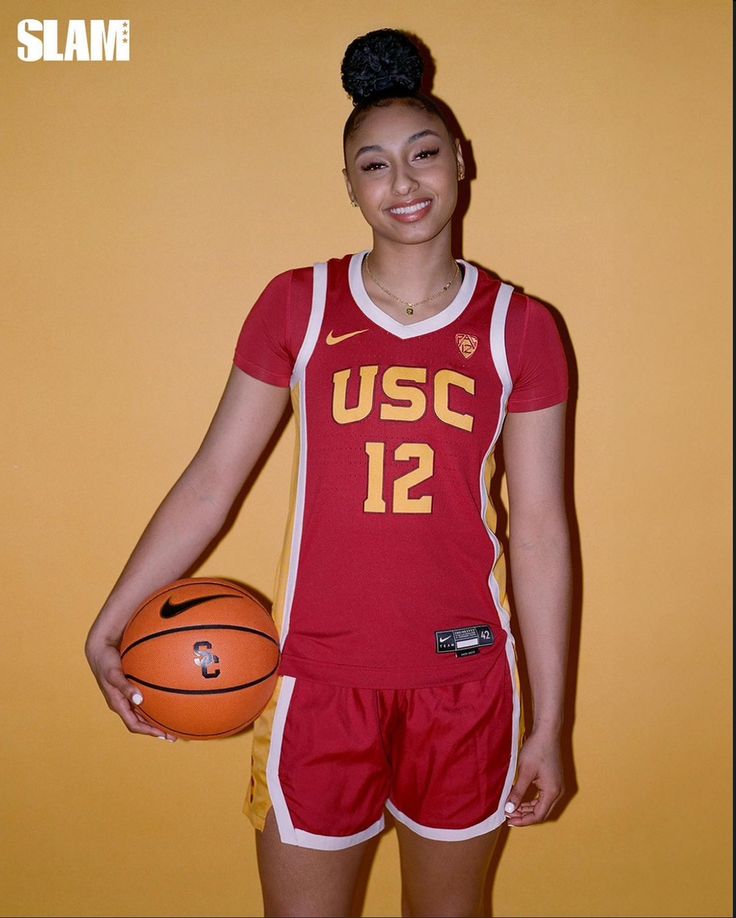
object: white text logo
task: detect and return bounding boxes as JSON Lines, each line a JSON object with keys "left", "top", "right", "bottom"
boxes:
{"left": 17, "top": 19, "right": 130, "bottom": 62}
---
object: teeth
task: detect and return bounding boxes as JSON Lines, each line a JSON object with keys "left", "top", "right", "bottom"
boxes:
{"left": 390, "top": 200, "right": 431, "bottom": 215}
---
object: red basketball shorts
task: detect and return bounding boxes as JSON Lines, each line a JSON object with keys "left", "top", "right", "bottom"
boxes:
{"left": 244, "top": 654, "right": 520, "bottom": 849}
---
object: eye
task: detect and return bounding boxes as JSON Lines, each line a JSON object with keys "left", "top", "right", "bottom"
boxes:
{"left": 414, "top": 147, "right": 440, "bottom": 161}
{"left": 360, "top": 160, "right": 387, "bottom": 172}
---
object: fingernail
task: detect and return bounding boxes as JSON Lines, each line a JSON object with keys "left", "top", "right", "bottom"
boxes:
{"left": 504, "top": 802, "right": 516, "bottom": 814}
{"left": 157, "top": 736, "right": 167, "bottom": 740}
{"left": 132, "top": 692, "right": 143, "bottom": 705}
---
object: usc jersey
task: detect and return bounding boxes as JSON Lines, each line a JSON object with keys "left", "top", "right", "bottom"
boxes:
{"left": 233, "top": 251, "right": 567, "bottom": 690}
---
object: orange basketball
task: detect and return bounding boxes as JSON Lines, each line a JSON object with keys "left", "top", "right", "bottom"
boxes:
{"left": 119, "top": 577, "right": 279, "bottom": 740}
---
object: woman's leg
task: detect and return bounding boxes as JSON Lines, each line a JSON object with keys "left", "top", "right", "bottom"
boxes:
{"left": 256, "top": 809, "right": 372, "bottom": 918}
{"left": 396, "top": 821, "right": 501, "bottom": 918}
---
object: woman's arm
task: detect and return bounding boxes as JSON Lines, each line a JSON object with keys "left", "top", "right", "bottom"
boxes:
{"left": 501, "top": 401, "right": 572, "bottom": 825}
{"left": 85, "top": 366, "right": 290, "bottom": 739}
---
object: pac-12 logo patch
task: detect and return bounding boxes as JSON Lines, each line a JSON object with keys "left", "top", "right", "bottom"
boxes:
{"left": 455, "top": 333, "right": 478, "bottom": 359}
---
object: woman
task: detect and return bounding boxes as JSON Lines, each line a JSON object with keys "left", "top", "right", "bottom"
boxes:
{"left": 86, "top": 28, "right": 571, "bottom": 918}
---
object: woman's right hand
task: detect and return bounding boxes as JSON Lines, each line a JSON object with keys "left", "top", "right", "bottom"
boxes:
{"left": 83, "top": 368, "right": 290, "bottom": 744}
{"left": 85, "top": 636, "right": 177, "bottom": 741}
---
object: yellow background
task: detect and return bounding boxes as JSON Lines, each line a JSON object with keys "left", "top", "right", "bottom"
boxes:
{"left": 1, "top": 1, "right": 731, "bottom": 916}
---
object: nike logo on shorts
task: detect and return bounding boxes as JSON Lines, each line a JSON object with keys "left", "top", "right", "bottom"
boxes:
{"left": 325, "top": 329, "right": 368, "bottom": 345}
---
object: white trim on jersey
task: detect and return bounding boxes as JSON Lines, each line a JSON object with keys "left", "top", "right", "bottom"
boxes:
{"left": 480, "top": 280, "right": 521, "bottom": 827}
{"left": 481, "top": 282, "right": 514, "bottom": 624}
{"left": 291, "top": 261, "right": 328, "bottom": 385}
{"left": 348, "top": 250, "right": 478, "bottom": 339}
{"left": 489, "top": 283, "right": 514, "bottom": 394}
{"left": 266, "top": 675, "right": 386, "bottom": 849}
{"left": 485, "top": 282, "right": 515, "bottom": 631}
{"left": 280, "top": 263, "right": 328, "bottom": 649}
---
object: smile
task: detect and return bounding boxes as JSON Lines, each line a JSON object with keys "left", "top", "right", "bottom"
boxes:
{"left": 389, "top": 199, "right": 432, "bottom": 215}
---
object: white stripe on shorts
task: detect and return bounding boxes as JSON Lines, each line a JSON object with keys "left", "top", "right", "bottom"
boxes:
{"left": 386, "top": 798, "right": 506, "bottom": 841}
{"left": 266, "top": 675, "right": 386, "bottom": 849}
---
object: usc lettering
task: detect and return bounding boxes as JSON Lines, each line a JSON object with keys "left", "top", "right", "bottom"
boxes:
{"left": 332, "top": 365, "right": 475, "bottom": 431}
{"left": 329, "top": 365, "right": 476, "bottom": 514}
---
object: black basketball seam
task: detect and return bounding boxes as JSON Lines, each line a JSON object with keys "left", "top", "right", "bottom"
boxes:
{"left": 122, "top": 660, "right": 279, "bottom": 695}
{"left": 120, "top": 623, "right": 279, "bottom": 658}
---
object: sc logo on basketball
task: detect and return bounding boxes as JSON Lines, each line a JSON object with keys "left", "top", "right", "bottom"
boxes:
{"left": 17, "top": 19, "right": 130, "bottom": 61}
{"left": 193, "top": 640, "right": 221, "bottom": 680}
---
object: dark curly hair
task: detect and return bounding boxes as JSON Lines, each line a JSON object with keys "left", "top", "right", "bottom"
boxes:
{"left": 341, "top": 28, "right": 448, "bottom": 146}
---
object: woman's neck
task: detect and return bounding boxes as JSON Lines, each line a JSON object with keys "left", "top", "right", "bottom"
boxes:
{"left": 366, "top": 236, "right": 457, "bottom": 297}
{"left": 362, "top": 236, "right": 462, "bottom": 324}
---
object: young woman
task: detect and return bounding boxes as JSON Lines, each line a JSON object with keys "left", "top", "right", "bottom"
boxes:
{"left": 86, "top": 29, "right": 571, "bottom": 918}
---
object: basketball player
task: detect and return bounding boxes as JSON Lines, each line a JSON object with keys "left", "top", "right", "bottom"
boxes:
{"left": 86, "top": 29, "right": 572, "bottom": 918}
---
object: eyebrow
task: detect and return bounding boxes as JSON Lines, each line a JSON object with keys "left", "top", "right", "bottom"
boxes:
{"left": 353, "top": 129, "right": 443, "bottom": 161}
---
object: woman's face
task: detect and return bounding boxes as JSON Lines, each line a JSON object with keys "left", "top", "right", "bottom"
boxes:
{"left": 343, "top": 101, "right": 464, "bottom": 248}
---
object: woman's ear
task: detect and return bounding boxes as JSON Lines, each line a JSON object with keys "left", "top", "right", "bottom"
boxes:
{"left": 343, "top": 168, "right": 357, "bottom": 206}
{"left": 455, "top": 139, "right": 466, "bottom": 181}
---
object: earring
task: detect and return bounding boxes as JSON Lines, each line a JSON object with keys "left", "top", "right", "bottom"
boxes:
{"left": 351, "top": 200, "right": 358, "bottom": 207}
{"left": 457, "top": 168, "right": 465, "bottom": 181}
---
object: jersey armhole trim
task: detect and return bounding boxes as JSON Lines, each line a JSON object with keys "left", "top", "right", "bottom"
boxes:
{"left": 489, "top": 283, "right": 514, "bottom": 401}
{"left": 291, "top": 263, "right": 327, "bottom": 386}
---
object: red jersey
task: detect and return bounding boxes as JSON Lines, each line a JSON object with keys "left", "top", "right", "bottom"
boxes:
{"left": 234, "top": 252, "right": 567, "bottom": 689}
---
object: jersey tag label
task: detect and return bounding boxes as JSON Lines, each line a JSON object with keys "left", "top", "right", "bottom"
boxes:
{"left": 435, "top": 625, "right": 494, "bottom": 657}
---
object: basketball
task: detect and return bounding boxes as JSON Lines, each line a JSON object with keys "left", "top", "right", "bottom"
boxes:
{"left": 119, "top": 578, "right": 280, "bottom": 740}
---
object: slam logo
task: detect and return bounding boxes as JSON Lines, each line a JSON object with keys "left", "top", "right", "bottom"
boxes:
{"left": 17, "top": 19, "right": 130, "bottom": 62}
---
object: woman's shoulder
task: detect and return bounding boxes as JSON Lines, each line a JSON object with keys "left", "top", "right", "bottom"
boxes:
{"left": 470, "top": 263, "right": 554, "bottom": 327}
{"left": 264, "top": 252, "right": 356, "bottom": 287}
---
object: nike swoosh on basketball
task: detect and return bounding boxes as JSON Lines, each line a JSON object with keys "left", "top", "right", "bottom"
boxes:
{"left": 325, "top": 329, "right": 368, "bottom": 345}
{"left": 160, "top": 594, "right": 234, "bottom": 618}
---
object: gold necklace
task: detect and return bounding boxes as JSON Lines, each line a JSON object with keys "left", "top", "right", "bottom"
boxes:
{"left": 364, "top": 255, "right": 460, "bottom": 316}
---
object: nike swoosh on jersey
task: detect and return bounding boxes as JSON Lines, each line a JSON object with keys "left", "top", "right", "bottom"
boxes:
{"left": 159, "top": 594, "right": 234, "bottom": 618}
{"left": 325, "top": 329, "right": 368, "bottom": 345}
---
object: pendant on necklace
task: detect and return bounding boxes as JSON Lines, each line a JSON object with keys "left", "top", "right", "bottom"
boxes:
{"left": 406, "top": 306, "right": 414, "bottom": 316}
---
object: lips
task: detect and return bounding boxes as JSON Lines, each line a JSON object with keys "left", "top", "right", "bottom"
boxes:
{"left": 387, "top": 198, "right": 433, "bottom": 222}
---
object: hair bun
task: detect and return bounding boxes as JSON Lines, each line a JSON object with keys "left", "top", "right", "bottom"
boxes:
{"left": 341, "top": 29, "right": 424, "bottom": 106}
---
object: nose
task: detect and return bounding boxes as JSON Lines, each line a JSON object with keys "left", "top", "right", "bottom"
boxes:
{"left": 391, "top": 163, "right": 419, "bottom": 197}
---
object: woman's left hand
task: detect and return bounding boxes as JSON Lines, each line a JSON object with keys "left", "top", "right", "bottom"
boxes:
{"left": 503, "top": 729, "right": 564, "bottom": 826}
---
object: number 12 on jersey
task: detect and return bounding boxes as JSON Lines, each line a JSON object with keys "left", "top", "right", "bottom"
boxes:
{"left": 364, "top": 441, "right": 434, "bottom": 514}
